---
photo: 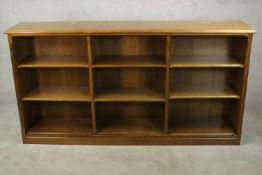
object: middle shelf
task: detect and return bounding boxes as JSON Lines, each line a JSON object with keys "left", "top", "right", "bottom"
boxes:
{"left": 170, "top": 55, "right": 243, "bottom": 68}
{"left": 18, "top": 55, "right": 89, "bottom": 68}
{"left": 22, "top": 86, "right": 90, "bottom": 102}
{"left": 95, "top": 87, "right": 165, "bottom": 102}
{"left": 19, "top": 67, "right": 242, "bottom": 102}
{"left": 93, "top": 55, "right": 166, "bottom": 68}
{"left": 170, "top": 85, "right": 240, "bottom": 99}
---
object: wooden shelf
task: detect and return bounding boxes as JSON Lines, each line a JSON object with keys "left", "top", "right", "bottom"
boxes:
{"left": 22, "top": 87, "right": 90, "bottom": 102}
{"left": 18, "top": 55, "right": 89, "bottom": 68}
{"left": 97, "top": 117, "right": 162, "bottom": 136}
{"left": 93, "top": 55, "right": 165, "bottom": 68}
{"left": 170, "top": 55, "right": 243, "bottom": 68}
{"left": 169, "top": 117, "right": 236, "bottom": 137}
{"left": 95, "top": 88, "right": 165, "bottom": 102}
{"left": 27, "top": 118, "right": 91, "bottom": 136}
{"left": 170, "top": 85, "right": 240, "bottom": 99}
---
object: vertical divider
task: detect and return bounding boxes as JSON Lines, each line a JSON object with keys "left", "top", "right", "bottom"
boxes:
{"left": 87, "top": 35, "right": 97, "bottom": 133}
{"left": 164, "top": 36, "right": 171, "bottom": 134}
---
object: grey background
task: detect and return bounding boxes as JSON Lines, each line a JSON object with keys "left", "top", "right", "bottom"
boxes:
{"left": 0, "top": 1, "right": 262, "bottom": 175}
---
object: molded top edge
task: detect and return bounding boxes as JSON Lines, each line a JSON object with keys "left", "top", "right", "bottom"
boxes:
{"left": 5, "top": 21, "right": 256, "bottom": 35}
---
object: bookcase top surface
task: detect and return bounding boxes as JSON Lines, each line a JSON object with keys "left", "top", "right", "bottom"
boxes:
{"left": 5, "top": 21, "right": 255, "bottom": 35}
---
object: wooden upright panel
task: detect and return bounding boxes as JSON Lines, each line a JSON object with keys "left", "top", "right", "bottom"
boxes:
{"left": 88, "top": 36, "right": 97, "bottom": 133}
{"left": 164, "top": 36, "right": 171, "bottom": 134}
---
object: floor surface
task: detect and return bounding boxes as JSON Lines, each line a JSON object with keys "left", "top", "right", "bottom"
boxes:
{"left": 0, "top": 101, "right": 262, "bottom": 175}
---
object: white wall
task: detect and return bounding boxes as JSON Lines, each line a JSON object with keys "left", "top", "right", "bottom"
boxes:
{"left": 0, "top": 0, "right": 261, "bottom": 104}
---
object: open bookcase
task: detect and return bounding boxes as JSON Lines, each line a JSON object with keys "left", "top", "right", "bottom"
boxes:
{"left": 5, "top": 21, "right": 255, "bottom": 145}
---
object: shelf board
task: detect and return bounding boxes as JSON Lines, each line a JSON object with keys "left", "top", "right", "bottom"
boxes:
{"left": 97, "top": 117, "right": 162, "bottom": 136}
{"left": 27, "top": 118, "right": 91, "bottom": 137}
{"left": 22, "top": 87, "right": 90, "bottom": 102}
{"left": 95, "top": 88, "right": 165, "bottom": 102}
{"left": 170, "top": 55, "right": 243, "bottom": 68}
{"left": 170, "top": 85, "right": 240, "bottom": 99}
{"left": 18, "top": 55, "right": 89, "bottom": 68}
{"left": 169, "top": 117, "right": 236, "bottom": 137}
{"left": 93, "top": 55, "right": 166, "bottom": 68}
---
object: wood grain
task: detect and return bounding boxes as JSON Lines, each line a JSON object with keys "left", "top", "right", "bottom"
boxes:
{"left": 5, "top": 21, "right": 254, "bottom": 145}
{"left": 92, "top": 36, "right": 165, "bottom": 56}
{"left": 170, "top": 85, "right": 240, "bottom": 99}
{"left": 97, "top": 117, "right": 162, "bottom": 136}
{"left": 164, "top": 36, "right": 171, "bottom": 134}
{"left": 94, "top": 68, "right": 165, "bottom": 97}
{"left": 27, "top": 118, "right": 91, "bottom": 137}
{"left": 169, "top": 99, "right": 237, "bottom": 137}
{"left": 96, "top": 102, "right": 164, "bottom": 136}
{"left": 22, "top": 87, "right": 90, "bottom": 102}
{"left": 18, "top": 55, "right": 89, "bottom": 68}
{"left": 5, "top": 21, "right": 255, "bottom": 35}
{"left": 87, "top": 36, "right": 97, "bottom": 133}
{"left": 95, "top": 87, "right": 165, "bottom": 102}
{"left": 93, "top": 55, "right": 165, "bottom": 68}
{"left": 169, "top": 117, "right": 236, "bottom": 137}
{"left": 170, "top": 55, "right": 243, "bottom": 68}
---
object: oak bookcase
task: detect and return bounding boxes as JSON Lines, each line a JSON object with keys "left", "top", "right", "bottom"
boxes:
{"left": 5, "top": 21, "right": 255, "bottom": 145}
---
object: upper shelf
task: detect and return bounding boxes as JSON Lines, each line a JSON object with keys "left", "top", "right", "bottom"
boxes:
{"left": 93, "top": 55, "right": 166, "bottom": 68}
{"left": 170, "top": 55, "right": 243, "bottom": 68}
{"left": 5, "top": 21, "right": 255, "bottom": 35}
{"left": 18, "top": 56, "right": 89, "bottom": 68}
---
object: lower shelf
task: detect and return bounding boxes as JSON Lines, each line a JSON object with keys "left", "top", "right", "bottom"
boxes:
{"left": 170, "top": 55, "right": 243, "bottom": 68}
{"left": 97, "top": 117, "right": 163, "bottom": 136}
{"left": 27, "top": 118, "right": 92, "bottom": 137}
{"left": 169, "top": 116, "right": 236, "bottom": 137}
{"left": 23, "top": 116, "right": 239, "bottom": 145}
